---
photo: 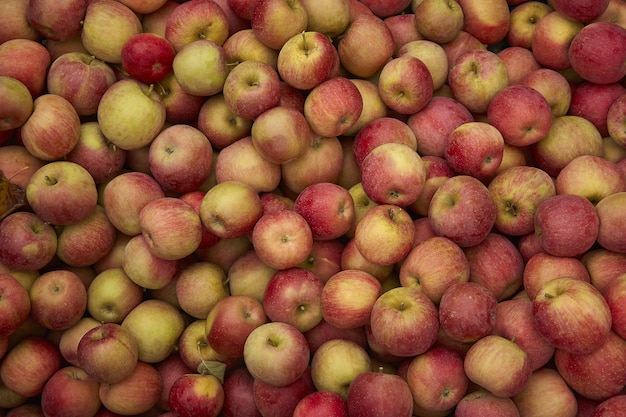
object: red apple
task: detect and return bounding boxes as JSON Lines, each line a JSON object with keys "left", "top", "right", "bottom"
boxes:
{"left": 222, "top": 367, "right": 261, "bottom": 417}
{"left": 0, "top": 273, "right": 30, "bottom": 337}
{"left": 29, "top": 269, "right": 87, "bottom": 331}
{"left": 223, "top": 60, "right": 281, "bottom": 121}
{"left": 454, "top": 389, "right": 520, "bottom": 417}
{"left": 176, "top": 261, "right": 229, "bottom": 320}
{"left": 0, "top": 0, "right": 39, "bottom": 43}
{"left": 531, "top": 11, "right": 583, "bottom": 71}
{"left": 456, "top": 0, "right": 510, "bottom": 45}
{"left": 512, "top": 368, "right": 578, "bottom": 417}
{"left": 164, "top": 0, "right": 230, "bottom": 51}
{"left": 352, "top": 117, "right": 417, "bottom": 167}
{"left": 523, "top": 252, "right": 590, "bottom": 301}
{"left": 496, "top": 46, "right": 542, "bottom": 85}
{"left": 596, "top": 192, "right": 626, "bottom": 253}
{"left": 226, "top": 249, "right": 277, "bottom": 302}
{"left": 251, "top": 105, "right": 311, "bottom": 164}
{"left": 445, "top": 121, "right": 505, "bottom": 181}
{"left": 168, "top": 373, "right": 224, "bottom": 417}
{"left": 196, "top": 93, "right": 252, "bottom": 150}
{"left": 98, "top": 361, "right": 163, "bottom": 415}
{"left": 0, "top": 211, "right": 57, "bottom": 272}
{"left": 293, "top": 390, "right": 348, "bottom": 417}
{"left": 250, "top": 0, "right": 308, "bottom": 50}
{"left": 506, "top": 0, "right": 553, "bottom": 49}
{"left": 252, "top": 367, "right": 315, "bottom": 417}
{"left": 121, "top": 32, "right": 176, "bottom": 84}
{"left": 377, "top": 55, "right": 434, "bottom": 115}
{"left": 0, "top": 38, "right": 50, "bottom": 97}
{"left": 569, "top": 21, "right": 626, "bottom": 84}
{"left": 40, "top": 365, "right": 101, "bottom": 417}
{"left": 347, "top": 371, "right": 414, "bottom": 417}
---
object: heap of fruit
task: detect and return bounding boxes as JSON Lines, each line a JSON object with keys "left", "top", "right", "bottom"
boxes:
{"left": 1, "top": 0, "right": 626, "bottom": 416}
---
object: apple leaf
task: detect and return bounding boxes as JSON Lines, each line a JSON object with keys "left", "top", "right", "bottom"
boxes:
{"left": 0, "top": 170, "right": 26, "bottom": 221}
{"left": 197, "top": 360, "right": 227, "bottom": 384}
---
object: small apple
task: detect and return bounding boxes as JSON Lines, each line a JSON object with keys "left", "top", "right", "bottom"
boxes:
{"left": 121, "top": 32, "right": 176, "bottom": 84}
{"left": 98, "top": 361, "right": 163, "bottom": 415}
{"left": 168, "top": 373, "right": 224, "bottom": 417}
{"left": 40, "top": 365, "right": 101, "bottom": 417}
{"left": 223, "top": 60, "right": 281, "bottom": 121}
{"left": 86, "top": 267, "right": 144, "bottom": 324}
{"left": 0, "top": 211, "right": 57, "bottom": 272}
{"left": 347, "top": 371, "right": 414, "bottom": 417}
{"left": 164, "top": 0, "right": 230, "bottom": 51}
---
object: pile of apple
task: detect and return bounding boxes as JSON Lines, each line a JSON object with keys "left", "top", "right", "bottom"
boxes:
{"left": 1, "top": 0, "right": 626, "bottom": 415}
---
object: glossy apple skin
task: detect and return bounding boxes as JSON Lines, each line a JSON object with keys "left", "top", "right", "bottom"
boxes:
{"left": 121, "top": 32, "right": 176, "bottom": 84}
{"left": 168, "top": 373, "right": 224, "bottom": 417}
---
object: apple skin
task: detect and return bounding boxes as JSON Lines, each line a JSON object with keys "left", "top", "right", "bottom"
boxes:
{"left": 222, "top": 367, "right": 262, "bottom": 417}
{"left": 456, "top": 0, "right": 510, "bottom": 46}
{"left": 0, "top": 336, "right": 62, "bottom": 398}
{"left": 352, "top": 116, "right": 417, "bottom": 168}
{"left": 454, "top": 389, "right": 520, "bottom": 417}
{"left": 439, "top": 281, "right": 498, "bottom": 343}
{"left": 369, "top": 286, "right": 439, "bottom": 358}
{"left": 596, "top": 192, "right": 626, "bottom": 253}
{"left": 298, "top": 238, "right": 344, "bottom": 284}
{"left": 448, "top": 49, "right": 509, "bottom": 115}
{"left": 445, "top": 121, "right": 505, "bottom": 181}
{"left": 405, "top": 345, "right": 469, "bottom": 413}
{"left": 414, "top": 0, "right": 464, "bottom": 44}
{"left": 310, "top": 339, "right": 371, "bottom": 399}
{"left": 384, "top": 13, "right": 421, "bottom": 56}
{"left": 172, "top": 39, "right": 228, "bottom": 97}
{"left": 252, "top": 367, "right": 316, "bottom": 417}
{"left": 293, "top": 390, "right": 348, "bottom": 417}
{"left": 164, "top": 0, "right": 230, "bottom": 52}
{"left": 354, "top": 204, "right": 416, "bottom": 267}
{"left": 607, "top": 93, "right": 626, "bottom": 147}
{"left": 569, "top": 82, "right": 626, "bottom": 138}
{"left": 377, "top": 55, "right": 434, "bottom": 115}
{"left": 493, "top": 298, "right": 556, "bottom": 371}
{"left": 428, "top": 175, "right": 497, "bottom": 248}
{"left": 262, "top": 267, "right": 324, "bottom": 333}
{"left": 303, "top": 77, "right": 364, "bottom": 138}
{"left": 534, "top": 194, "right": 600, "bottom": 258}
{"left": 243, "top": 321, "right": 311, "bottom": 387}
{"left": 206, "top": 294, "right": 268, "bottom": 359}
{"left": 591, "top": 395, "right": 626, "bottom": 417}
{"left": 0, "top": 76, "right": 32, "bottom": 132}
{"left": 496, "top": 46, "right": 542, "bottom": 85}
{"left": 347, "top": 371, "right": 414, "bottom": 417}
{"left": 81, "top": 0, "right": 142, "bottom": 64}
{"left": 569, "top": 21, "right": 626, "bottom": 84}
{"left": 29, "top": 269, "right": 88, "bottom": 331}
{"left": 40, "top": 365, "right": 102, "bottom": 417}
{"left": 321, "top": 269, "right": 382, "bottom": 330}
{"left": 531, "top": 11, "right": 584, "bottom": 71}
{"left": 86, "top": 267, "right": 144, "bottom": 324}
{"left": 582, "top": 248, "right": 626, "bottom": 294}
{"left": 176, "top": 261, "right": 229, "bottom": 320}
{"left": 76, "top": 322, "right": 139, "bottom": 384}
{"left": 168, "top": 373, "right": 224, "bottom": 417}
{"left": 20, "top": 93, "right": 81, "bottom": 162}
{"left": 223, "top": 60, "right": 281, "bottom": 121}
{"left": 250, "top": 0, "right": 308, "bottom": 51}
{"left": 226, "top": 249, "right": 276, "bottom": 302}
{"left": 523, "top": 252, "right": 590, "bottom": 301}
{"left": 0, "top": 38, "right": 50, "bottom": 98}
{"left": 0, "top": 0, "right": 40, "bottom": 43}
{"left": 512, "top": 368, "right": 578, "bottom": 417}
{"left": 98, "top": 361, "right": 163, "bottom": 416}
{"left": 506, "top": 0, "right": 553, "bottom": 50}
{"left": 463, "top": 334, "right": 532, "bottom": 398}
{"left": 488, "top": 165, "right": 556, "bottom": 237}
{"left": 121, "top": 32, "right": 176, "bottom": 85}
{"left": 197, "top": 93, "right": 252, "bottom": 150}
{"left": 0, "top": 273, "right": 31, "bottom": 337}
{"left": 406, "top": 96, "right": 474, "bottom": 158}
{"left": 556, "top": 155, "right": 625, "bottom": 205}
{"left": 223, "top": 28, "right": 278, "bottom": 70}
{"left": 555, "top": 331, "right": 626, "bottom": 401}
{"left": 251, "top": 106, "right": 311, "bottom": 164}
{"left": 0, "top": 211, "right": 57, "bottom": 272}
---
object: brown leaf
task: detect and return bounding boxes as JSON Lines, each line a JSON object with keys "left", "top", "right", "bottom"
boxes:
{"left": 0, "top": 170, "right": 26, "bottom": 221}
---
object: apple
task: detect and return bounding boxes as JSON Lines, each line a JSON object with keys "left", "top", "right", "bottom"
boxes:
{"left": 523, "top": 252, "right": 590, "bottom": 301}
{"left": 223, "top": 60, "right": 281, "bottom": 121}
{"left": 223, "top": 28, "right": 278, "bottom": 70}
{"left": 168, "top": 373, "right": 224, "bottom": 417}
{"left": 464, "top": 334, "right": 532, "bottom": 398}
{"left": 250, "top": 0, "right": 308, "bottom": 50}
{"left": 0, "top": 76, "right": 32, "bottom": 132}
{"left": 118, "top": 0, "right": 170, "bottom": 15}
{"left": 65, "top": 122, "right": 126, "bottom": 184}
{"left": 534, "top": 194, "right": 600, "bottom": 258}
{"left": 172, "top": 39, "right": 228, "bottom": 97}
{"left": 98, "top": 361, "right": 163, "bottom": 415}
{"left": 397, "top": 39, "right": 449, "bottom": 92}
{"left": 121, "top": 32, "right": 176, "bottom": 84}
{"left": 164, "top": 0, "right": 230, "bottom": 51}
{"left": 102, "top": 171, "right": 166, "bottom": 236}
{"left": 19, "top": 93, "right": 81, "bottom": 162}
{"left": 399, "top": 236, "right": 470, "bottom": 305}
{"left": 281, "top": 134, "right": 344, "bottom": 195}
{"left": 384, "top": 13, "right": 421, "bottom": 56}
{"left": 77, "top": 322, "right": 139, "bottom": 384}
{"left": 428, "top": 175, "right": 497, "bottom": 248}
{"left": 555, "top": 331, "right": 626, "bottom": 401}
{"left": 488, "top": 165, "right": 556, "bottom": 237}
{"left": 200, "top": 180, "right": 264, "bottom": 239}
{"left": 413, "top": 0, "right": 464, "bottom": 44}
{"left": 321, "top": 269, "right": 382, "bottom": 329}
{"left": 454, "top": 389, "right": 521, "bottom": 417}
{"left": 226, "top": 249, "right": 277, "bottom": 302}
{"left": 293, "top": 390, "right": 348, "bottom": 417}
{"left": 556, "top": 155, "right": 625, "bottom": 205}
{"left": 448, "top": 49, "right": 509, "bottom": 115}
{"left": 213, "top": 0, "right": 251, "bottom": 36}
{"left": 369, "top": 286, "right": 439, "bottom": 357}
{"left": 405, "top": 345, "right": 469, "bottom": 414}
{"left": 277, "top": 31, "right": 340, "bottom": 91}
{"left": 520, "top": 67, "right": 572, "bottom": 117}
{"left": 569, "top": 21, "right": 626, "bottom": 84}
{"left": 0, "top": 0, "right": 39, "bottom": 43}
{"left": 40, "top": 365, "right": 102, "bottom": 417}
{"left": 222, "top": 367, "right": 261, "bottom": 417}
{"left": 303, "top": 77, "right": 363, "bottom": 138}
{"left": 340, "top": 238, "right": 394, "bottom": 283}
{"left": 197, "top": 93, "right": 253, "bottom": 150}
{"left": 531, "top": 10, "right": 584, "bottom": 71}
{"left": 195, "top": 235, "right": 252, "bottom": 273}
{"left": 354, "top": 204, "right": 415, "bottom": 266}
{"left": 205, "top": 294, "right": 268, "bottom": 359}
{"left": 299, "top": 0, "right": 351, "bottom": 38}
{"left": 152, "top": 74, "right": 205, "bottom": 125}
{"left": 607, "top": 93, "right": 626, "bottom": 147}
{"left": 591, "top": 395, "right": 626, "bottom": 417}
{"left": 25, "top": 0, "right": 85, "bottom": 41}
{"left": 57, "top": 317, "right": 101, "bottom": 367}
{"left": 343, "top": 78, "right": 388, "bottom": 137}
{"left": 455, "top": 0, "right": 510, "bottom": 45}
{"left": 176, "top": 261, "right": 229, "bottom": 320}
{"left": 262, "top": 267, "right": 324, "bottom": 332}
{"left": 337, "top": 13, "right": 395, "bottom": 79}
{"left": 177, "top": 319, "right": 232, "bottom": 376}
{"left": 81, "top": 0, "right": 142, "bottom": 64}
{"left": 593, "top": 0, "right": 626, "bottom": 27}
{"left": 347, "top": 371, "right": 414, "bottom": 417}
{"left": 506, "top": 0, "right": 553, "bottom": 49}
{"left": 121, "top": 299, "right": 186, "bottom": 363}
{"left": 0, "top": 38, "right": 50, "bottom": 98}
{"left": 251, "top": 106, "right": 311, "bottom": 164}
{"left": 297, "top": 238, "right": 343, "bottom": 283}
{"left": 243, "top": 321, "right": 310, "bottom": 387}
{"left": 28, "top": 269, "right": 87, "bottom": 331}
{"left": 442, "top": 29, "right": 487, "bottom": 67}
{"left": 304, "top": 319, "right": 367, "bottom": 356}
{"left": 582, "top": 248, "right": 626, "bottom": 294}
{"left": 569, "top": 82, "right": 626, "bottom": 138}
{"left": 533, "top": 277, "right": 612, "bottom": 355}
{"left": 97, "top": 79, "right": 166, "bottom": 151}
{"left": 0, "top": 336, "right": 62, "bottom": 398}
{"left": 445, "top": 121, "right": 505, "bottom": 180}
{"left": 352, "top": 117, "right": 417, "bottom": 168}
{"left": 0, "top": 273, "right": 30, "bottom": 337}
{"left": 86, "top": 267, "right": 144, "bottom": 324}
{"left": 496, "top": 46, "right": 542, "bottom": 85}
{"left": 0, "top": 211, "right": 57, "bottom": 272}
{"left": 552, "top": 0, "right": 609, "bottom": 22}
{"left": 310, "top": 339, "right": 371, "bottom": 399}
{"left": 251, "top": 209, "right": 313, "bottom": 270}
{"left": 406, "top": 96, "right": 473, "bottom": 157}
{"left": 512, "top": 368, "right": 578, "bottom": 417}
{"left": 252, "top": 367, "right": 316, "bottom": 417}
{"left": 596, "top": 192, "right": 626, "bottom": 253}
{"left": 0, "top": 145, "right": 43, "bottom": 192}
{"left": 377, "top": 55, "right": 434, "bottom": 116}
